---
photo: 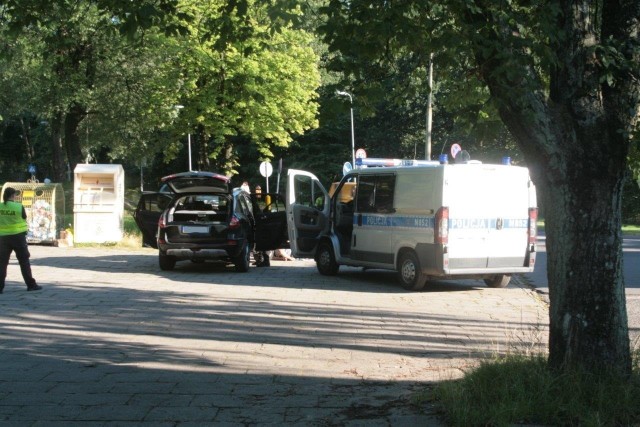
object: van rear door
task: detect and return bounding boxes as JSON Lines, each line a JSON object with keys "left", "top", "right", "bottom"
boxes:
{"left": 286, "top": 169, "right": 330, "bottom": 258}
{"left": 444, "top": 165, "right": 533, "bottom": 272}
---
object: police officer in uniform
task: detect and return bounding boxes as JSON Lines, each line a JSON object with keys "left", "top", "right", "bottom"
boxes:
{"left": 0, "top": 187, "right": 41, "bottom": 293}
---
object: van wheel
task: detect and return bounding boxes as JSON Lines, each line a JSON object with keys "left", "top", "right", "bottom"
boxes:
{"left": 316, "top": 242, "right": 339, "bottom": 276}
{"left": 159, "top": 251, "right": 176, "bottom": 271}
{"left": 234, "top": 244, "right": 250, "bottom": 272}
{"left": 484, "top": 274, "right": 511, "bottom": 288}
{"left": 397, "top": 251, "right": 426, "bottom": 291}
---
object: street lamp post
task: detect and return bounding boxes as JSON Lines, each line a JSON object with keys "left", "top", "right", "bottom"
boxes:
{"left": 174, "top": 104, "right": 192, "bottom": 171}
{"left": 426, "top": 52, "right": 434, "bottom": 161}
{"left": 336, "top": 90, "right": 355, "bottom": 166}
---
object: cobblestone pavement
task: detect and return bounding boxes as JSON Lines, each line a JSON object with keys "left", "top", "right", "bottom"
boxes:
{"left": 0, "top": 245, "right": 549, "bottom": 426}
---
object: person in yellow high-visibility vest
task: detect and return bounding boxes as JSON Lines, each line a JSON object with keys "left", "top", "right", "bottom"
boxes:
{"left": 0, "top": 187, "right": 41, "bottom": 293}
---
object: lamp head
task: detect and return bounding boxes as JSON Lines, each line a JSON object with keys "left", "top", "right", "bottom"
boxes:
{"left": 336, "top": 90, "right": 352, "bottom": 102}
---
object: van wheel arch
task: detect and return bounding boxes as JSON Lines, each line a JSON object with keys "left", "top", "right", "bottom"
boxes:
{"left": 397, "top": 248, "right": 427, "bottom": 291}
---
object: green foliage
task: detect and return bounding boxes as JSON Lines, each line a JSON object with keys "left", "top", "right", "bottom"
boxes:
{"left": 169, "top": 0, "right": 320, "bottom": 176}
{"left": 432, "top": 354, "right": 640, "bottom": 426}
{"left": 318, "top": 1, "right": 522, "bottom": 165}
{"left": 0, "top": 0, "right": 321, "bottom": 180}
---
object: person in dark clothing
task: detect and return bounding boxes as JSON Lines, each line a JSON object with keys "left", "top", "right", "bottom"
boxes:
{"left": 242, "top": 182, "right": 270, "bottom": 267}
{"left": 0, "top": 187, "right": 41, "bottom": 293}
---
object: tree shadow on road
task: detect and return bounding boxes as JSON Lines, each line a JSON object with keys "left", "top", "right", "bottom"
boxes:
{"left": 29, "top": 247, "right": 486, "bottom": 294}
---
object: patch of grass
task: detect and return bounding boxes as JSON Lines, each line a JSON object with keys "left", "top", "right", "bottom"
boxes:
{"left": 623, "top": 224, "right": 640, "bottom": 234}
{"left": 71, "top": 232, "right": 143, "bottom": 249}
{"left": 123, "top": 213, "right": 141, "bottom": 235}
{"left": 429, "top": 350, "right": 640, "bottom": 427}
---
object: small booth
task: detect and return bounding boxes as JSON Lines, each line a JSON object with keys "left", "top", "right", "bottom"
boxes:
{"left": 73, "top": 164, "right": 124, "bottom": 243}
{"left": 1, "top": 181, "right": 65, "bottom": 245}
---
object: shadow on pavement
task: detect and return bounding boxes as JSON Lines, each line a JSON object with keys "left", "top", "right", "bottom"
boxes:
{"left": 30, "top": 251, "right": 485, "bottom": 294}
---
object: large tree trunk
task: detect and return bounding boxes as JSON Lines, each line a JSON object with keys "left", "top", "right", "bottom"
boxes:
{"left": 497, "top": 93, "right": 632, "bottom": 375}
{"left": 468, "top": 0, "right": 637, "bottom": 377}
{"left": 541, "top": 162, "right": 630, "bottom": 374}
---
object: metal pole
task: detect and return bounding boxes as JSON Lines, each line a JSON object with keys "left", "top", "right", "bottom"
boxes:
{"left": 188, "top": 133, "right": 192, "bottom": 171}
{"left": 336, "top": 90, "right": 355, "bottom": 166}
{"left": 426, "top": 52, "right": 433, "bottom": 161}
{"left": 349, "top": 105, "right": 355, "bottom": 166}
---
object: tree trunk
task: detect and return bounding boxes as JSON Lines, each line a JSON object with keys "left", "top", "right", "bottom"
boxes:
{"left": 466, "top": 0, "right": 636, "bottom": 377}
{"left": 194, "top": 125, "right": 210, "bottom": 172}
{"left": 19, "top": 117, "right": 34, "bottom": 162}
{"left": 540, "top": 166, "right": 630, "bottom": 375}
{"left": 64, "top": 103, "right": 86, "bottom": 171}
{"left": 49, "top": 112, "right": 66, "bottom": 182}
{"left": 495, "top": 92, "right": 632, "bottom": 376}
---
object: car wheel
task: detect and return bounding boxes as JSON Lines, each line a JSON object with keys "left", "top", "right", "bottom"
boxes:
{"left": 316, "top": 242, "right": 339, "bottom": 276}
{"left": 397, "top": 250, "right": 426, "bottom": 291}
{"left": 484, "top": 274, "right": 511, "bottom": 288}
{"left": 234, "top": 244, "right": 250, "bottom": 272}
{"left": 159, "top": 251, "right": 176, "bottom": 271}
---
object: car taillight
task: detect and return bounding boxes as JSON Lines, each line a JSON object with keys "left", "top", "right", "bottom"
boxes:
{"left": 528, "top": 207, "right": 538, "bottom": 244}
{"left": 158, "top": 215, "right": 166, "bottom": 229}
{"left": 435, "top": 206, "right": 449, "bottom": 244}
{"left": 229, "top": 215, "right": 241, "bottom": 229}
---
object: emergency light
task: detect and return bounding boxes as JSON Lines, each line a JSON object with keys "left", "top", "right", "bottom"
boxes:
{"left": 355, "top": 158, "right": 440, "bottom": 168}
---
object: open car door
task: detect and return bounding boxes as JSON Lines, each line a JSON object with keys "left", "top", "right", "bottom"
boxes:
{"left": 252, "top": 192, "right": 289, "bottom": 251}
{"left": 286, "top": 169, "right": 330, "bottom": 258}
{"left": 133, "top": 192, "right": 172, "bottom": 248}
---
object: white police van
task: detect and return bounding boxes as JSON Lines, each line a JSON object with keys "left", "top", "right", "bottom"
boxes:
{"left": 286, "top": 158, "right": 537, "bottom": 290}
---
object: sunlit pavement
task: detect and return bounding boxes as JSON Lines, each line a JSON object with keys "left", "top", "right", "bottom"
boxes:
{"left": 1, "top": 245, "right": 548, "bottom": 425}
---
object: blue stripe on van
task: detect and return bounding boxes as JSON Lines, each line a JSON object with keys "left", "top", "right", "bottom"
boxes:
{"left": 357, "top": 215, "right": 434, "bottom": 228}
{"left": 356, "top": 215, "right": 528, "bottom": 230}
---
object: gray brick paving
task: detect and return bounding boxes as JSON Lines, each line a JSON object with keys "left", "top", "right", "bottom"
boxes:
{"left": 0, "top": 245, "right": 551, "bottom": 425}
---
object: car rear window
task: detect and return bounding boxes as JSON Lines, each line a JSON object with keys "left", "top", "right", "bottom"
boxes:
{"left": 163, "top": 174, "right": 230, "bottom": 194}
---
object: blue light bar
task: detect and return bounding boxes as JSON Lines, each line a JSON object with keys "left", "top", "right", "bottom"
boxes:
{"left": 355, "top": 158, "right": 441, "bottom": 168}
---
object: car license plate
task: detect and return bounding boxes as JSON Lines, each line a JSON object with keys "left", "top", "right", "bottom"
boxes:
{"left": 182, "top": 225, "right": 209, "bottom": 234}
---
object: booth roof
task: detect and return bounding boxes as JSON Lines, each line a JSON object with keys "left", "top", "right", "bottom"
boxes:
{"left": 73, "top": 164, "right": 124, "bottom": 174}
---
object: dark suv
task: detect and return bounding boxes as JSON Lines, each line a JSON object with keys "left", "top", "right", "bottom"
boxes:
{"left": 133, "top": 172, "right": 287, "bottom": 272}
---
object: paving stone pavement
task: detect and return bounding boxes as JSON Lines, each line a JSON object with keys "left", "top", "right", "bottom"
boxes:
{"left": 0, "top": 245, "right": 549, "bottom": 426}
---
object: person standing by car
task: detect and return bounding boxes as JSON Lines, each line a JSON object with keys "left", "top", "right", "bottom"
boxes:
{"left": 0, "top": 187, "right": 42, "bottom": 293}
{"left": 243, "top": 183, "right": 271, "bottom": 267}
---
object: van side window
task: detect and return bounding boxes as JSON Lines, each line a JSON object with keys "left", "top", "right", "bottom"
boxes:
{"left": 294, "top": 174, "right": 325, "bottom": 209}
{"left": 356, "top": 174, "right": 396, "bottom": 214}
{"left": 375, "top": 175, "right": 396, "bottom": 213}
{"left": 356, "top": 176, "right": 376, "bottom": 213}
